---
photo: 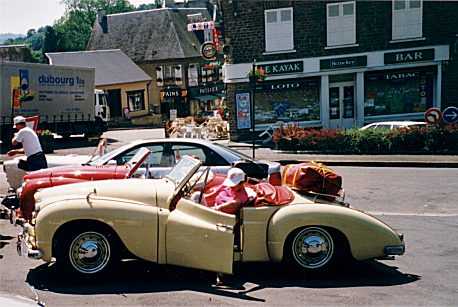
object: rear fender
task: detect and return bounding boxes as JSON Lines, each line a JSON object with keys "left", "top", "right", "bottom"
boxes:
{"left": 267, "top": 204, "right": 403, "bottom": 262}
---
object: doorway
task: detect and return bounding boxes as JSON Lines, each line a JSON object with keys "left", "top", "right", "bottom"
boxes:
{"left": 329, "top": 82, "right": 355, "bottom": 129}
{"left": 107, "top": 89, "right": 122, "bottom": 119}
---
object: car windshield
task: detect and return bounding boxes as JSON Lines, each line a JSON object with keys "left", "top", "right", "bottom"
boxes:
{"left": 213, "top": 143, "right": 254, "bottom": 162}
{"left": 165, "top": 156, "right": 201, "bottom": 188}
{"left": 86, "top": 143, "right": 134, "bottom": 165}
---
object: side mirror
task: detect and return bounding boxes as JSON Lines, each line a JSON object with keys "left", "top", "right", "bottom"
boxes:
{"left": 107, "top": 159, "right": 117, "bottom": 166}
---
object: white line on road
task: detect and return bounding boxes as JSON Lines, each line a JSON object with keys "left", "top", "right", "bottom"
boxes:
{"left": 369, "top": 211, "right": 458, "bottom": 217}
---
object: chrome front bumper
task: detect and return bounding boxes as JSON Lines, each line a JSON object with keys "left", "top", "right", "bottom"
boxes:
{"left": 17, "top": 224, "right": 43, "bottom": 260}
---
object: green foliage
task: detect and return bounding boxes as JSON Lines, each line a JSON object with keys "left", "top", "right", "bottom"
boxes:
{"left": 42, "top": 26, "right": 59, "bottom": 55}
{"left": 273, "top": 124, "right": 458, "bottom": 154}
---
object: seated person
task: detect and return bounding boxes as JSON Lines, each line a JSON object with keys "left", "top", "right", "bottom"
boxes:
{"left": 211, "top": 168, "right": 252, "bottom": 215}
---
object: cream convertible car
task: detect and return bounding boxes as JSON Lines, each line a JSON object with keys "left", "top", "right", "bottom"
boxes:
{"left": 18, "top": 157, "right": 405, "bottom": 277}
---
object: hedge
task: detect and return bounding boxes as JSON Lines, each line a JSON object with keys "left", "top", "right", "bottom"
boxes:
{"left": 272, "top": 124, "right": 458, "bottom": 154}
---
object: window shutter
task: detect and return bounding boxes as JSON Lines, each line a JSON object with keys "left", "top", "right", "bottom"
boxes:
{"left": 188, "top": 64, "right": 198, "bottom": 87}
{"left": 265, "top": 8, "right": 294, "bottom": 52}
{"left": 392, "top": 0, "right": 422, "bottom": 40}
{"left": 174, "top": 65, "right": 182, "bottom": 85}
{"left": 327, "top": 2, "right": 355, "bottom": 46}
{"left": 156, "top": 66, "right": 164, "bottom": 87}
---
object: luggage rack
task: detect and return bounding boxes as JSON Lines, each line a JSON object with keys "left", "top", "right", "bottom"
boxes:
{"left": 297, "top": 189, "right": 350, "bottom": 208}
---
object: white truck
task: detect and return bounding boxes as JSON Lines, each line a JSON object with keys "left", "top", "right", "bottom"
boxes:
{"left": 0, "top": 61, "right": 109, "bottom": 150}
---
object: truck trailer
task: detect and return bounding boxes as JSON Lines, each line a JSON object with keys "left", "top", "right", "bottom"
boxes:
{"left": 0, "top": 61, "right": 108, "bottom": 150}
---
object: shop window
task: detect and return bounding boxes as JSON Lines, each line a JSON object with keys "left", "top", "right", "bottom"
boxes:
{"left": 156, "top": 66, "right": 164, "bottom": 87}
{"left": 326, "top": 1, "right": 356, "bottom": 47}
{"left": 392, "top": 0, "right": 422, "bottom": 40}
{"left": 364, "top": 68, "right": 434, "bottom": 117}
{"left": 127, "top": 90, "right": 146, "bottom": 112}
{"left": 188, "top": 64, "right": 199, "bottom": 87}
{"left": 200, "top": 64, "right": 219, "bottom": 83}
{"left": 254, "top": 79, "right": 321, "bottom": 125}
{"left": 264, "top": 7, "right": 294, "bottom": 52}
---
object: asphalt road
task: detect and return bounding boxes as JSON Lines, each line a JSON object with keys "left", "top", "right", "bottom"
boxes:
{"left": 1, "top": 129, "right": 457, "bottom": 306}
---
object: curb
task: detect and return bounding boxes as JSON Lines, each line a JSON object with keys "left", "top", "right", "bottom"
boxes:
{"left": 275, "top": 159, "right": 458, "bottom": 168}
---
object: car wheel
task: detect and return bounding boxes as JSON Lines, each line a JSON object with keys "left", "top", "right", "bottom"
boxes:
{"left": 285, "top": 226, "right": 336, "bottom": 273}
{"left": 57, "top": 228, "right": 117, "bottom": 277}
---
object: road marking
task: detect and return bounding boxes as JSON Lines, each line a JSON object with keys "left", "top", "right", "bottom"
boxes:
{"left": 369, "top": 211, "right": 458, "bottom": 217}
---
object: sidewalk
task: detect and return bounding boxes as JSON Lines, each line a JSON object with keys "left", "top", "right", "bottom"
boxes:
{"left": 218, "top": 140, "right": 458, "bottom": 168}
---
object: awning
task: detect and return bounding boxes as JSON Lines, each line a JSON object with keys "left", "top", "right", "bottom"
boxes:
{"left": 193, "top": 95, "right": 218, "bottom": 101}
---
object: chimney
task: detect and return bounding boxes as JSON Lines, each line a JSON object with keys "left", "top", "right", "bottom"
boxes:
{"left": 97, "top": 10, "right": 108, "bottom": 33}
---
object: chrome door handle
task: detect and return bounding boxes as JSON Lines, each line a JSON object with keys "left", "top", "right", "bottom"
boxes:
{"left": 216, "top": 223, "right": 233, "bottom": 231}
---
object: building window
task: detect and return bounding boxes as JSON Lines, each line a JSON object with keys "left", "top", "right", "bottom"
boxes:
{"left": 326, "top": 1, "right": 356, "bottom": 47}
{"left": 264, "top": 7, "right": 294, "bottom": 52}
{"left": 156, "top": 66, "right": 164, "bottom": 87}
{"left": 127, "top": 90, "right": 145, "bottom": 112}
{"left": 364, "top": 68, "right": 434, "bottom": 117}
{"left": 174, "top": 65, "right": 183, "bottom": 85}
{"left": 392, "top": 0, "right": 422, "bottom": 40}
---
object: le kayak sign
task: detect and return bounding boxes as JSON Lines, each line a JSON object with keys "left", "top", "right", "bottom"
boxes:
{"left": 424, "top": 107, "right": 458, "bottom": 124}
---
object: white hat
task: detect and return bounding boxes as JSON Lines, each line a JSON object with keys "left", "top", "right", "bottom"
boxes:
{"left": 223, "top": 168, "right": 246, "bottom": 187}
{"left": 13, "top": 116, "right": 26, "bottom": 128}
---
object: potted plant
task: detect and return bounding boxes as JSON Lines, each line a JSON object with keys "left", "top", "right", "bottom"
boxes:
{"left": 248, "top": 66, "right": 267, "bottom": 82}
{"left": 37, "top": 129, "right": 54, "bottom": 153}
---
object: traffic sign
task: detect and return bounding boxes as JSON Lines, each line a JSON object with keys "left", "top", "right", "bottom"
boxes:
{"left": 442, "top": 106, "right": 458, "bottom": 124}
{"left": 424, "top": 107, "right": 442, "bottom": 125}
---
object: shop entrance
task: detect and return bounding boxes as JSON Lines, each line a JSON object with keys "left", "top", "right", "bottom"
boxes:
{"left": 329, "top": 82, "right": 355, "bottom": 129}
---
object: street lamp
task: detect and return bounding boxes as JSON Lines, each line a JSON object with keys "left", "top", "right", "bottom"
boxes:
{"left": 250, "top": 59, "right": 256, "bottom": 159}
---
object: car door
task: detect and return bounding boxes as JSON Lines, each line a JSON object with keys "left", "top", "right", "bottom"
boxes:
{"left": 170, "top": 143, "right": 230, "bottom": 175}
{"left": 166, "top": 198, "right": 236, "bottom": 274}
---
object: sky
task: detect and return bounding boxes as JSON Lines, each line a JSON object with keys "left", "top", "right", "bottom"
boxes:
{"left": 0, "top": 0, "right": 154, "bottom": 35}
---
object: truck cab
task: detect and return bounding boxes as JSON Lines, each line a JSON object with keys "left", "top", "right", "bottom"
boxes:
{"left": 94, "top": 89, "right": 110, "bottom": 122}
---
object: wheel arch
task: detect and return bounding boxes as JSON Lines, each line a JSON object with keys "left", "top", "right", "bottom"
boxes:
{"left": 267, "top": 204, "right": 402, "bottom": 262}
{"left": 51, "top": 219, "right": 131, "bottom": 259}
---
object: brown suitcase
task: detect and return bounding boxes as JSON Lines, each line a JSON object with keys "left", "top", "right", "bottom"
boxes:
{"left": 282, "top": 162, "right": 342, "bottom": 197}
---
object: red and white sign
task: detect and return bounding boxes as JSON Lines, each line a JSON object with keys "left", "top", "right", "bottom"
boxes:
{"left": 187, "top": 21, "right": 215, "bottom": 32}
{"left": 424, "top": 107, "right": 442, "bottom": 125}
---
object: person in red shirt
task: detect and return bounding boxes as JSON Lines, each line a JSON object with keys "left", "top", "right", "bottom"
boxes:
{"left": 213, "top": 168, "right": 249, "bottom": 215}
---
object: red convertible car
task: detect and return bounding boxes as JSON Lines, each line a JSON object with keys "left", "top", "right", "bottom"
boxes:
{"left": 13, "top": 148, "right": 151, "bottom": 220}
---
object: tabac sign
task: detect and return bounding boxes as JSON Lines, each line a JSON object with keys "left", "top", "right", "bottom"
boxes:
{"left": 258, "top": 61, "right": 303, "bottom": 76}
{"left": 384, "top": 49, "right": 435, "bottom": 65}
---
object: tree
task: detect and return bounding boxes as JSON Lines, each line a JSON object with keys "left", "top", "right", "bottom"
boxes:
{"left": 56, "top": 0, "right": 135, "bottom": 51}
{"left": 42, "top": 26, "right": 59, "bottom": 55}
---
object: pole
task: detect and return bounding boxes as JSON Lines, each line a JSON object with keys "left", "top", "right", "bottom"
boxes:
{"left": 251, "top": 59, "right": 256, "bottom": 159}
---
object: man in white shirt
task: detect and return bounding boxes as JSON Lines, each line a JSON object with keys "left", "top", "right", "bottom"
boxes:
{"left": 7, "top": 116, "right": 48, "bottom": 171}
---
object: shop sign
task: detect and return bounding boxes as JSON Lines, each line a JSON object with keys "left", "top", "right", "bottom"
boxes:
{"left": 320, "top": 56, "right": 367, "bottom": 70}
{"left": 384, "top": 72, "right": 417, "bottom": 80}
{"left": 258, "top": 79, "right": 318, "bottom": 92}
{"left": 384, "top": 49, "right": 435, "bottom": 65}
{"left": 189, "top": 83, "right": 224, "bottom": 97}
{"left": 160, "top": 88, "right": 187, "bottom": 98}
{"left": 201, "top": 42, "right": 217, "bottom": 60}
{"left": 258, "top": 61, "right": 303, "bottom": 76}
{"left": 235, "top": 92, "right": 251, "bottom": 129}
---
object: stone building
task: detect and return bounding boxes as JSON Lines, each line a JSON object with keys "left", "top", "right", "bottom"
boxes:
{"left": 87, "top": 7, "right": 224, "bottom": 125}
{"left": 220, "top": 0, "right": 458, "bottom": 140}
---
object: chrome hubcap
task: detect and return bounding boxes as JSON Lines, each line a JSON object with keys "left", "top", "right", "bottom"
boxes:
{"left": 292, "top": 227, "right": 334, "bottom": 269}
{"left": 69, "top": 232, "right": 111, "bottom": 274}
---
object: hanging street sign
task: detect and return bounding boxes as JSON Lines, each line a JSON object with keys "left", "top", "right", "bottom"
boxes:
{"left": 201, "top": 42, "right": 217, "bottom": 60}
{"left": 442, "top": 106, "right": 458, "bottom": 124}
{"left": 424, "top": 107, "right": 442, "bottom": 125}
{"left": 187, "top": 21, "right": 215, "bottom": 32}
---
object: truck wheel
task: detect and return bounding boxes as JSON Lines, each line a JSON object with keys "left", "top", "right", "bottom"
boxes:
{"left": 56, "top": 227, "right": 118, "bottom": 278}
{"left": 284, "top": 226, "right": 338, "bottom": 274}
